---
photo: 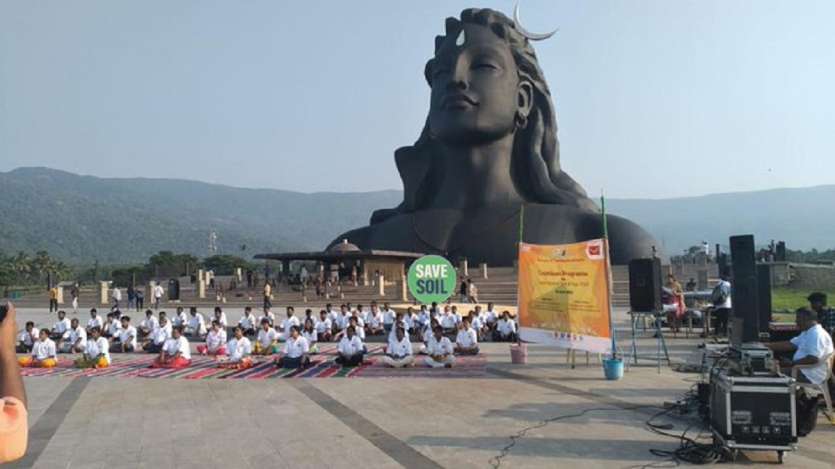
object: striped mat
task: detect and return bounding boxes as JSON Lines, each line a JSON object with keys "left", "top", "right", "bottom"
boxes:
{"left": 18, "top": 345, "right": 487, "bottom": 380}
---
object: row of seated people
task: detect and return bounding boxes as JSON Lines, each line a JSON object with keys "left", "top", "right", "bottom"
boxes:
{"left": 17, "top": 305, "right": 512, "bottom": 370}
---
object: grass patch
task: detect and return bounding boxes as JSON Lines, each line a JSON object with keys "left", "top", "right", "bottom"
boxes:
{"left": 770, "top": 287, "right": 835, "bottom": 322}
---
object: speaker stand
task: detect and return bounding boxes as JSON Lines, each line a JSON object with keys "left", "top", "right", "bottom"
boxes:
{"left": 628, "top": 310, "right": 671, "bottom": 373}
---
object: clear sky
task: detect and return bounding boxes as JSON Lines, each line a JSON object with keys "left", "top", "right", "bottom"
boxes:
{"left": 1, "top": 0, "right": 833, "bottom": 198}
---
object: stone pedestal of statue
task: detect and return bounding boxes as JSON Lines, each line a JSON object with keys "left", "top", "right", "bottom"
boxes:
{"left": 460, "top": 259, "right": 469, "bottom": 277}
{"left": 378, "top": 275, "right": 385, "bottom": 297}
{"left": 198, "top": 279, "right": 206, "bottom": 299}
{"left": 480, "top": 263, "right": 488, "bottom": 279}
{"left": 56, "top": 286, "right": 64, "bottom": 304}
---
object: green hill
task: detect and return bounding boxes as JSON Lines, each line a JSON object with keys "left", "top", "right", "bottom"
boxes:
{"left": 1, "top": 167, "right": 832, "bottom": 264}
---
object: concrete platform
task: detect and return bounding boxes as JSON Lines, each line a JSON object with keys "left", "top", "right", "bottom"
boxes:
{"left": 8, "top": 307, "right": 835, "bottom": 468}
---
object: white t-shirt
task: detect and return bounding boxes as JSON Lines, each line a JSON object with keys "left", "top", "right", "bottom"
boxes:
{"left": 280, "top": 316, "right": 300, "bottom": 333}
{"left": 387, "top": 336, "right": 413, "bottom": 358}
{"left": 205, "top": 329, "right": 227, "bottom": 352}
{"left": 163, "top": 336, "right": 191, "bottom": 360}
{"left": 118, "top": 326, "right": 138, "bottom": 349}
{"left": 227, "top": 337, "right": 252, "bottom": 361}
{"left": 714, "top": 280, "right": 732, "bottom": 309}
{"left": 417, "top": 311, "right": 430, "bottom": 326}
{"left": 282, "top": 335, "right": 310, "bottom": 358}
{"left": 338, "top": 335, "right": 364, "bottom": 356}
{"left": 441, "top": 314, "right": 458, "bottom": 329}
{"left": 302, "top": 329, "right": 318, "bottom": 344}
{"left": 107, "top": 320, "right": 122, "bottom": 338}
{"left": 382, "top": 309, "right": 396, "bottom": 325}
{"left": 141, "top": 316, "right": 159, "bottom": 331}
{"left": 315, "top": 317, "right": 332, "bottom": 334}
{"left": 368, "top": 312, "right": 383, "bottom": 329}
{"left": 53, "top": 318, "right": 71, "bottom": 335}
{"left": 32, "top": 339, "right": 57, "bottom": 360}
{"left": 336, "top": 314, "right": 350, "bottom": 331}
{"left": 456, "top": 328, "right": 478, "bottom": 348}
{"left": 471, "top": 316, "right": 484, "bottom": 331}
{"left": 427, "top": 336, "right": 454, "bottom": 356}
{"left": 790, "top": 324, "right": 834, "bottom": 384}
{"left": 257, "top": 328, "right": 279, "bottom": 348}
{"left": 485, "top": 310, "right": 498, "bottom": 324}
{"left": 172, "top": 311, "right": 188, "bottom": 327}
{"left": 112, "top": 288, "right": 122, "bottom": 301}
{"left": 68, "top": 326, "right": 87, "bottom": 348}
{"left": 18, "top": 329, "right": 38, "bottom": 347}
{"left": 87, "top": 315, "right": 103, "bottom": 329}
{"left": 153, "top": 285, "right": 164, "bottom": 299}
{"left": 258, "top": 312, "right": 276, "bottom": 326}
{"left": 151, "top": 324, "right": 170, "bottom": 345}
{"left": 86, "top": 337, "right": 110, "bottom": 363}
{"left": 188, "top": 313, "right": 206, "bottom": 333}
{"left": 239, "top": 313, "right": 257, "bottom": 330}
{"left": 497, "top": 319, "right": 517, "bottom": 336}
{"left": 213, "top": 312, "right": 228, "bottom": 328}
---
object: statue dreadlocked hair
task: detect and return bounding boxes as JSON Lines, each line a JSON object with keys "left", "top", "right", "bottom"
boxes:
{"left": 371, "top": 8, "right": 597, "bottom": 224}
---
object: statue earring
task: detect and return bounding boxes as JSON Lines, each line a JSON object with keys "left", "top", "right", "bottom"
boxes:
{"left": 515, "top": 112, "right": 528, "bottom": 130}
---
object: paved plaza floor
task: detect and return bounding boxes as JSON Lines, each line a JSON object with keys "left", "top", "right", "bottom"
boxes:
{"left": 8, "top": 307, "right": 835, "bottom": 468}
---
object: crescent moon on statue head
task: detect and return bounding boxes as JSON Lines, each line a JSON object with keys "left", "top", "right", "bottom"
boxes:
{"left": 513, "top": 2, "right": 558, "bottom": 41}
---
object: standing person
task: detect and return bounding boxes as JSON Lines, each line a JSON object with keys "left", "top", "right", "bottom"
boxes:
{"left": 48, "top": 286, "right": 59, "bottom": 313}
{"left": 263, "top": 281, "right": 273, "bottom": 310}
{"left": 807, "top": 292, "right": 835, "bottom": 334}
{"left": 1, "top": 302, "right": 29, "bottom": 463}
{"left": 459, "top": 279, "right": 468, "bottom": 303}
{"left": 111, "top": 285, "right": 122, "bottom": 310}
{"left": 467, "top": 279, "right": 479, "bottom": 304}
{"left": 71, "top": 282, "right": 80, "bottom": 314}
{"left": 153, "top": 283, "right": 164, "bottom": 310}
{"left": 127, "top": 285, "right": 136, "bottom": 311}
{"left": 710, "top": 270, "right": 732, "bottom": 336}
{"left": 665, "top": 274, "right": 685, "bottom": 333}
{"left": 134, "top": 288, "right": 144, "bottom": 312}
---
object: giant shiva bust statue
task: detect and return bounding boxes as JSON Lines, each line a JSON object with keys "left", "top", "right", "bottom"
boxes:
{"left": 331, "top": 8, "right": 657, "bottom": 265}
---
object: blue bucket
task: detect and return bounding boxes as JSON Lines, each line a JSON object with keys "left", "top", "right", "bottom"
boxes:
{"left": 603, "top": 358, "right": 624, "bottom": 380}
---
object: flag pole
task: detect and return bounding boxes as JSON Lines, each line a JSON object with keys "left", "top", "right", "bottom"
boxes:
{"left": 518, "top": 204, "right": 525, "bottom": 245}
{"left": 601, "top": 192, "right": 616, "bottom": 358}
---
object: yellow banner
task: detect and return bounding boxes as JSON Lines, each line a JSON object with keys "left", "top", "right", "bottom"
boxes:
{"left": 517, "top": 240, "right": 612, "bottom": 353}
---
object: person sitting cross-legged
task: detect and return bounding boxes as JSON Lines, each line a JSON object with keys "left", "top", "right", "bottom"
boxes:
{"left": 16, "top": 322, "right": 38, "bottom": 354}
{"left": 335, "top": 325, "right": 365, "bottom": 367}
{"left": 302, "top": 318, "right": 319, "bottom": 354}
{"left": 493, "top": 311, "right": 518, "bottom": 342}
{"left": 238, "top": 307, "right": 258, "bottom": 337}
{"left": 18, "top": 329, "right": 58, "bottom": 368}
{"left": 138, "top": 309, "right": 158, "bottom": 339}
{"left": 218, "top": 326, "right": 253, "bottom": 369}
{"left": 111, "top": 316, "right": 138, "bottom": 353}
{"left": 150, "top": 325, "right": 191, "bottom": 369}
{"left": 276, "top": 325, "right": 311, "bottom": 369}
{"left": 51, "top": 310, "right": 71, "bottom": 341}
{"left": 58, "top": 318, "right": 87, "bottom": 354}
{"left": 254, "top": 318, "right": 279, "bottom": 355}
{"left": 424, "top": 325, "right": 455, "bottom": 368}
{"left": 315, "top": 310, "right": 332, "bottom": 343}
{"left": 185, "top": 307, "right": 207, "bottom": 339}
{"left": 86, "top": 309, "right": 103, "bottom": 336}
{"left": 454, "top": 318, "right": 480, "bottom": 355}
{"left": 75, "top": 327, "right": 110, "bottom": 369}
{"left": 383, "top": 327, "right": 414, "bottom": 368}
{"left": 197, "top": 320, "right": 227, "bottom": 356}
{"left": 142, "top": 316, "right": 170, "bottom": 353}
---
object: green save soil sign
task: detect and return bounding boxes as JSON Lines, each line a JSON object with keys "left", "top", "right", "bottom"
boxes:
{"left": 407, "top": 255, "right": 456, "bottom": 304}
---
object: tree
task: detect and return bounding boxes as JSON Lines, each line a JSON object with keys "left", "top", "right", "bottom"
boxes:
{"left": 202, "top": 255, "right": 254, "bottom": 276}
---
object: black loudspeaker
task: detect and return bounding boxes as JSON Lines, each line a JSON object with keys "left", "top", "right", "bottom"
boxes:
{"left": 757, "top": 264, "right": 772, "bottom": 336}
{"left": 776, "top": 241, "right": 786, "bottom": 262}
{"left": 730, "top": 235, "right": 759, "bottom": 345}
{"left": 629, "top": 258, "right": 662, "bottom": 312}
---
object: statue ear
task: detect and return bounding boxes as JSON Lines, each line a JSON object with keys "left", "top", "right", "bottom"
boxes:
{"left": 516, "top": 80, "right": 534, "bottom": 119}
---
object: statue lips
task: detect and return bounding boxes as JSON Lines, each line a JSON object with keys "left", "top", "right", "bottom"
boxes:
{"left": 441, "top": 92, "right": 478, "bottom": 110}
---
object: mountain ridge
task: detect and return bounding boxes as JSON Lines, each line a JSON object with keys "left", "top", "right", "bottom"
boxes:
{"left": 1, "top": 167, "right": 831, "bottom": 264}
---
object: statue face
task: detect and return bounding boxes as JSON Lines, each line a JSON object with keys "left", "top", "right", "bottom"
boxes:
{"left": 428, "top": 23, "right": 524, "bottom": 144}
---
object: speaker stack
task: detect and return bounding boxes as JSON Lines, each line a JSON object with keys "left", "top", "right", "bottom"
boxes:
{"left": 628, "top": 258, "right": 662, "bottom": 312}
{"left": 729, "top": 235, "right": 759, "bottom": 345}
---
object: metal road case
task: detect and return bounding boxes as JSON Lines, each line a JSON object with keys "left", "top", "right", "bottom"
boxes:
{"left": 709, "top": 369, "right": 797, "bottom": 462}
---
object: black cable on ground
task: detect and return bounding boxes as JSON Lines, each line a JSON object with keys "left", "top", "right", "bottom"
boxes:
{"left": 488, "top": 404, "right": 664, "bottom": 469}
